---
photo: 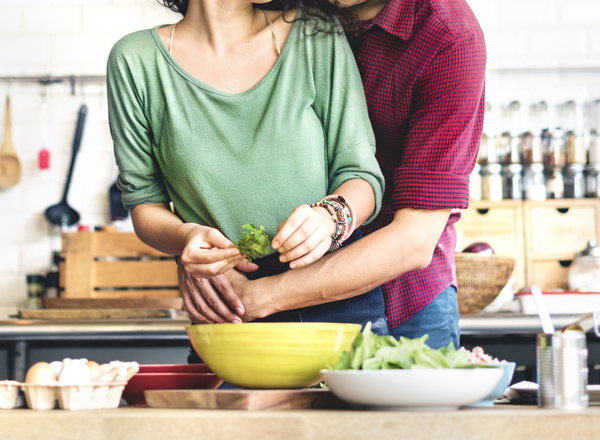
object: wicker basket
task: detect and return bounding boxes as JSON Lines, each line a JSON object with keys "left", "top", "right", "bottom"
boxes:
{"left": 455, "top": 253, "right": 515, "bottom": 314}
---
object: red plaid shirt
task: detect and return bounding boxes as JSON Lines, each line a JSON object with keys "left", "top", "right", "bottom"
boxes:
{"left": 358, "top": 0, "right": 487, "bottom": 328}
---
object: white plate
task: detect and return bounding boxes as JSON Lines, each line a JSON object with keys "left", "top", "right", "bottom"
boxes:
{"left": 510, "top": 381, "right": 600, "bottom": 402}
{"left": 321, "top": 368, "right": 503, "bottom": 410}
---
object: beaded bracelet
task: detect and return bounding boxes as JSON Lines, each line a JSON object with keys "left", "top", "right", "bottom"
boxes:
{"left": 310, "top": 195, "right": 355, "bottom": 252}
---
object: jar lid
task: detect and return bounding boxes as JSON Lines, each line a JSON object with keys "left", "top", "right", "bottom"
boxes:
{"left": 577, "top": 239, "right": 600, "bottom": 257}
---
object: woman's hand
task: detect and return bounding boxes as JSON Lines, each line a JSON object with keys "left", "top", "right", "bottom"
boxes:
{"left": 271, "top": 204, "right": 335, "bottom": 269}
{"left": 180, "top": 226, "right": 244, "bottom": 278}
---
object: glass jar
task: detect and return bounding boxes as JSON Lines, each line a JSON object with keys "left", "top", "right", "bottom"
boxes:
{"left": 544, "top": 128, "right": 566, "bottom": 168}
{"left": 469, "top": 164, "right": 482, "bottom": 201}
{"left": 564, "top": 164, "right": 586, "bottom": 199}
{"left": 565, "top": 131, "right": 587, "bottom": 165}
{"left": 586, "top": 164, "right": 600, "bottom": 198}
{"left": 589, "top": 130, "right": 600, "bottom": 165}
{"left": 523, "top": 163, "right": 547, "bottom": 201}
{"left": 25, "top": 274, "right": 46, "bottom": 309}
{"left": 481, "top": 163, "right": 503, "bottom": 201}
{"left": 502, "top": 163, "right": 523, "bottom": 200}
{"left": 546, "top": 166, "right": 564, "bottom": 199}
{"left": 568, "top": 239, "right": 600, "bottom": 291}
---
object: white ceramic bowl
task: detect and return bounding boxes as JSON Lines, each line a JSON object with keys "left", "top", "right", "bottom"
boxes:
{"left": 321, "top": 368, "right": 503, "bottom": 410}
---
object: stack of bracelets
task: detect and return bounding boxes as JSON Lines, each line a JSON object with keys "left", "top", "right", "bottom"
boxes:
{"left": 310, "top": 195, "right": 356, "bottom": 252}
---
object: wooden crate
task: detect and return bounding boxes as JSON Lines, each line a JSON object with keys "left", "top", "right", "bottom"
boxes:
{"left": 455, "top": 200, "right": 526, "bottom": 290}
{"left": 60, "top": 231, "right": 180, "bottom": 299}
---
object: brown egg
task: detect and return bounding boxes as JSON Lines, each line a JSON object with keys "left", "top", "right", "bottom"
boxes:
{"left": 86, "top": 360, "right": 103, "bottom": 380}
{"left": 25, "top": 362, "right": 58, "bottom": 384}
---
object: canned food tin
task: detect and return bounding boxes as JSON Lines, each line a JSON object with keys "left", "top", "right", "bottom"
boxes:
{"left": 536, "top": 331, "right": 589, "bottom": 409}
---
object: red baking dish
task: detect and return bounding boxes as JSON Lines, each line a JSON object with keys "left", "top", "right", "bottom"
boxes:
{"left": 137, "top": 364, "right": 212, "bottom": 374}
{"left": 122, "top": 372, "right": 223, "bottom": 406}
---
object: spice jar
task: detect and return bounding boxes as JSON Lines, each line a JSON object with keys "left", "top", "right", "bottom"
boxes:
{"left": 546, "top": 166, "right": 564, "bottom": 199}
{"left": 523, "top": 163, "right": 547, "bottom": 201}
{"left": 481, "top": 163, "right": 503, "bottom": 201}
{"left": 568, "top": 240, "right": 600, "bottom": 292}
{"left": 25, "top": 274, "right": 46, "bottom": 309}
{"left": 522, "top": 131, "right": 544, "bottom": 165}
{"left": 589, "top": 130, "right": 599, "bottom": 165}
{"left": 565, "top": 131, "right": 587, "bottom": 165}
{"left": 502, "top": 163, "right": 523, "bottom": 200}
{"left": 564, "top": 164, "right": 586, "bottom": 199}
{"left": 469, "top": 164, "right": 482, "bottom": 201}
{"left": 586, "top": 163, "right": 600, "bottom": 198}
{"left": 544, "top": 128, "right": 566, "bottom": 168}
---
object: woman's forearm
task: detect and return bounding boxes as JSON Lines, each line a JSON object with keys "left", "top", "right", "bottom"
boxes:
{"left": 331, "top": 179, "right": 376, "bottom": 233}
{"left": 130, "top": 202, "right": 198, "bottom": 256}
{"left": 238, "top": 207, "right": 452, "bottom": 319}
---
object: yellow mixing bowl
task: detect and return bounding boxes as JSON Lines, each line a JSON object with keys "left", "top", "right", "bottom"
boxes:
{"left": 186, "top": 322, "right": 361, "bottom": 389}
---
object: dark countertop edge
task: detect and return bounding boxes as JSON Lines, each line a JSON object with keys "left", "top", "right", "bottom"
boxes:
{"left": 0, "top": 313, "right": 590, "bottom": 337}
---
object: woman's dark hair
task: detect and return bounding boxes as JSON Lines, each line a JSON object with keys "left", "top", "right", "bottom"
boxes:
{"left": 156, "top": 1, "right": 361, "bottom": 45}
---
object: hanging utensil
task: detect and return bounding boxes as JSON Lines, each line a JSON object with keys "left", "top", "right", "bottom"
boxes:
{"left": 530, "top": 285, "right": 555, "bottom": 335}
{"left": 562, "top": 310, "right": 600, "bottom": 337}
{"left": 0, "top": 96, "right": 22, "bottom": 189}
{"left": 44, "top": 104, "right": 87, "bottom": 226}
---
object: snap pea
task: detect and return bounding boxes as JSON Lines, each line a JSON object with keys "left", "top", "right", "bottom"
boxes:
{"left": 334, "top": 321, "right": 470, "bottom": 370}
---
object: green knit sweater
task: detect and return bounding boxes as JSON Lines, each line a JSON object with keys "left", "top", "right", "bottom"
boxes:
{"left": 107, "top": 11, "right": 384, "bottom": 249}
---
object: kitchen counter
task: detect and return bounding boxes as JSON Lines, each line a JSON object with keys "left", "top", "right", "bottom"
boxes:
{"left": 2, "top": 404, "right": 600, "bottom": 440}
{"left": 1, "top": 314, "right": 596, "bottom": 383}
{"left": 0, "top": 312, "right": 586, "bottom": 337}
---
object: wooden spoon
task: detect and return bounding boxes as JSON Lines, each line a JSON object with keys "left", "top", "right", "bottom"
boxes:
{"left": 0, "top": 96, "right": 22, "bottom": 189}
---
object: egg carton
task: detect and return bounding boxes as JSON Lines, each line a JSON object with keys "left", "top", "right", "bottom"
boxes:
{"left": 0, "top": 381, "right": 20, "bottom": 409}
{"left": 20, "top": 381, "right": 128, "bottom": 410}
{"left": 16, "top": 360, "right": 139, "bottom": 411}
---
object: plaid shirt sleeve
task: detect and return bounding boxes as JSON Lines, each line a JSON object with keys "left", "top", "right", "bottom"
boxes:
{"left": 391, "top": 28, "right": 487, "bottom": 212}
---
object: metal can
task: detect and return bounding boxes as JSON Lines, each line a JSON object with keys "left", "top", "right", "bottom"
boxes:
{"left": 552, "top": 330, "right": 588, "bottom": 410}
{"left": 536, "top": 332, "right": 554, "bottom": 408}
{"left": 537, "top": 331, "right": 589, "bottom": 409}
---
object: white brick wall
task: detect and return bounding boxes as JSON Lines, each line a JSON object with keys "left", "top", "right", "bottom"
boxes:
{"left": 0, "top": 0, "right": 178, "bottom": 318}
{"left": 0, "top": 0, "right": 599, "bottom": 318}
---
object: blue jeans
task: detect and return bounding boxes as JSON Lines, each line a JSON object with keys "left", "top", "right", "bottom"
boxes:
{"left": 388, "top": 285, "right": 460, "bottom": 350}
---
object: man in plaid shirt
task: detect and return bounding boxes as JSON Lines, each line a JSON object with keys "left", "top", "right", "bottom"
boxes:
{"left": 180, "top": 0, "right": 486, "bottom": 349}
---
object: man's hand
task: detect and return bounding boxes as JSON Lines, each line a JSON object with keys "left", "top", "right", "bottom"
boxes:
{"left": 179, "top": 256, "right": 257, "bottom": 324}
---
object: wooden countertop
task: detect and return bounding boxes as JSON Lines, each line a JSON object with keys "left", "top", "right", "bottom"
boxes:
{"left": 2, "top": 405, "right": 600, "bottom": 440}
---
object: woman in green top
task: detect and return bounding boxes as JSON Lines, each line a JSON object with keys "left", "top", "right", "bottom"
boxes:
{"left": 107, "top": 0, "right": 388, "bottom": 334}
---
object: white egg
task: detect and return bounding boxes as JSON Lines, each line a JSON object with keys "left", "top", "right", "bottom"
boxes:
{"left": 58, "top": 358, "right": 92, "bottom": 386}
{"left": 49, "top": 360, "right": 63, "bottom": 377}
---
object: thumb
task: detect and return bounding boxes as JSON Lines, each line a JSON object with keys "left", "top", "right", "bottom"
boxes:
{"left": 236, "top": 259, "right": 259, "bottom": 273}
{"left": 197, "top": 228, "right": 237, "bottom": 250}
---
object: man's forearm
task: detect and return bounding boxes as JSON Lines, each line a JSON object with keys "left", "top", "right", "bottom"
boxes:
{"left": 240, "top": 208, "right": 452, "bottom": 319}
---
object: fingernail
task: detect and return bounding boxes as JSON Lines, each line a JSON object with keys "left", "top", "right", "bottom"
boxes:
{"left": 235, "top": 307, "right": 244, "bottom": 315}
{"left": 280, "top": 255, "right": 287, "bottom": 262}
{"left": 289, "top": 262, "right": 297, "bottom": 269}
{"left": 232, "top": 318, "right": 242, "bottom": 324}
{"left": 272, "top": 240, "right": 279, "bottom": 249}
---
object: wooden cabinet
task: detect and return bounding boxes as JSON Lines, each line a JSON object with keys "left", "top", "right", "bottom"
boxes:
{"left": 455, "top": 200, "right": 525, "bottom": 289}
{"left": 455, "top": 199, "right": 600, "bottom": 291}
